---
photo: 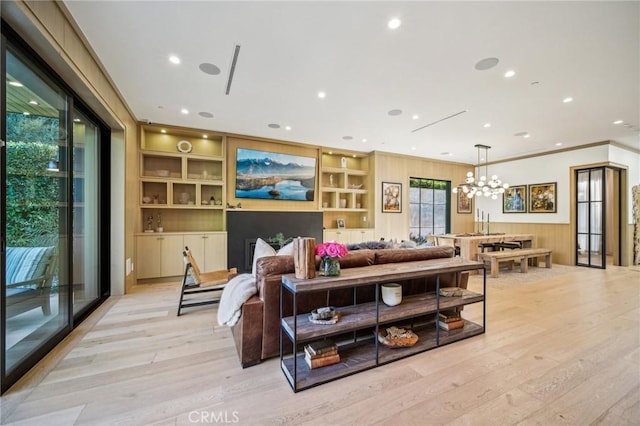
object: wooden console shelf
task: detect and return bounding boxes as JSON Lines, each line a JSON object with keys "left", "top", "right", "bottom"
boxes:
{"left": 280, "top": 258, "right": 486, "bottom": 392}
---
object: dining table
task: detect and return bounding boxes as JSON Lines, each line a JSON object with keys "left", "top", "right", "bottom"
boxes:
{"left": 437, "top": 233, "right": 536, "bottom": 263}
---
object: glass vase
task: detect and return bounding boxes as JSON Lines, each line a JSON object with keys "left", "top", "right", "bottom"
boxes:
{"left": 319, "top": 257, "right": 340, "bottom": 276}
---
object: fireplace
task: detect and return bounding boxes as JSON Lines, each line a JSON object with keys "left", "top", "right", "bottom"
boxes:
{"left": 227, "top": 210, "right": 323, "bottom": 272}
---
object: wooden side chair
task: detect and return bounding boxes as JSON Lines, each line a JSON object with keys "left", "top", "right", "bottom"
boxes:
{"left": 177, "top": 246, "right": 237, "bottom": 316}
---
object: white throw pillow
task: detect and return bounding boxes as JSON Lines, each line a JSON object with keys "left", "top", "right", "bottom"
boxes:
{"left": 252, "top": 238, "right": 276, "bottom": 276}
{"left": 277, "top": 241, "right": 295, "bottom": 256}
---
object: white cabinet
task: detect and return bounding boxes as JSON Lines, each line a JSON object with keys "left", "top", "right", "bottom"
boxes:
{"left": 137, "top": 232, "right": 228, "bottom": 279}
{"left": 323, "top": 229, "right": 374, "bottom": 244}
{"left": 350, "top": 229, "right": 375, "bottom": 243}
{"left": 183, "top": 232, "right": 228, "bottom": 272}
{"left": 136, "top": 234, "right": 184, "bottom": 279}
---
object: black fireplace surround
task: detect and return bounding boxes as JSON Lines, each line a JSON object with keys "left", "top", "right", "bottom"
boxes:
{"left": 227, "top": 210, "right": 323, "bottom": 272}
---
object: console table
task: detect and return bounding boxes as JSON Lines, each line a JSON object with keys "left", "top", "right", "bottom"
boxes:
{"left": 280, "top": 258, "right": 485, "bottom": 392}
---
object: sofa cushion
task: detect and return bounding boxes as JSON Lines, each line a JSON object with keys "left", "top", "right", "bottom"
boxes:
{"left": 251, "top": 238, "right": 276, "bottom": 276}
{"left": 276, "top": 241, "right": 295, "bottom": 256}
{"left": 374, "top": 246, "right": 454, "bottom": 264}
{"left": 6, "top": 246, "right": 54, "bottom": 285}
{"left": 336, "top": 249, "right": 376, "bottom": 268}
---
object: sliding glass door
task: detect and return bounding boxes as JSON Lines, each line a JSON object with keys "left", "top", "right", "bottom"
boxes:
{"left": 2, "top": 45, "right": 71, "bottom": 382}
{"left": 1, "top": 29, "right": 109, "bottom": 393}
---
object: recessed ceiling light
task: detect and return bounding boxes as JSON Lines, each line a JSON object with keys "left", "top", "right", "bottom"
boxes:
{"left": 285, "top": 126, "right": 291, "bottom": 131}
{"left": 362, "top": 138, "right": 367, "bottom": 143}
{"left": 411, "top": 146, "right": 416, "bottom": 150}
{"left": 328, "top": 151, "right": 333, "bottom": 155}
{"left": 268, "top": 123, "right": 280, "bottom": 129}
{"left": 199, "top": 63, "right": 221, "bottom": 75}
{"left": 563, "top": 97, "right": 573, "bottom": 103}
{"left": 474, "top": 57, "right": 499, "bottom": 71}
{"left": 317, "top": 91, "right": 326, "bottom": 99}
{"left": 483, "top": 123, "right": 491, "bottom": 128}
{"left": 531, "top": 81, "right": 540, "bottom": 85}
{"left": 22, "top": 112, "right": 30, "bottom": 115}
{"left": 504, "top": 70, "right": 516, "bottom": 78}
{"left": 29, "top": 100, "right": 38, "bottom": 105}
{"left": 181, "top": 108, "right": 189, "bottom": 114}
{"left": 388, "top": 109, "right": 402, "bottom": 116}
{"left": 203, "top": 134, "right": 208, "bottom": 139}
{"left": 613, "top": 120, "right": 623, "bottom": 125}
{"left": 440, "top": 152, "right": 451, "bottom": 156}
{"left": 342, "top": 136, "right": 353, "bottom": 140}
{"left": 388, "top": 18, "right": 401, "bottom": 29}
{"left": 555, "top": 142, "right": 563, "bottom": 146}
{"left": 412, "top": 115, "right": 419, "bottom": 120}
{"left": 352, "top": 154, "right": 357, "bottom": 158}
{"left": 199, "top": 111, "right": 214, "bottom": 118}
{"left": 161, "top": 129, "right": 167, "bottom": 133}
{"left": 514, "top": 131, "right": 528, "bottom": 137}
{"left": 169, "top": 55, "right": 180, "bottom": 64}
{"left": 523, "top": 133, "right": 531, "bottom": 138}
{"left": 9, "top": 81, "right": 23, "bottom": 87}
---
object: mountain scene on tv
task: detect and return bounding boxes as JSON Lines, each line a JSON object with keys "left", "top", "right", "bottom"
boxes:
{"left": 235, "top": 148, "right": 316, "bottom": 201}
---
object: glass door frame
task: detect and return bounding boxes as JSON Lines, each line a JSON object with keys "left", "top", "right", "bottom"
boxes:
{"left": 1, "top": 22, "right": 111, "bottom": 394}
{"left": 575, "top": 167, "right": 607, "bottom": 268}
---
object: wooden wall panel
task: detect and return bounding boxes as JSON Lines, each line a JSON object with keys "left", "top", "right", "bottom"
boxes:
{"left": 488, "top": 222, "right": 572, "bottom": 265}
{"left": 372, "top": 151, "right": 475, "bottom": 241}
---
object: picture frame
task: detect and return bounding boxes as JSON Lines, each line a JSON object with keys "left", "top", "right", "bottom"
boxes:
{"left": 502, "top": 185, "right": 527, "bottom": 213}
{"left": 235, "top": 147, "right": 317, "bottom": 201}
{"left": 382, "top": 182, "right": 402, "bottom": 213}
{"left": 456, "top": 191, "right": 473, "bottom": 214}
{"left": 528, "top": 182, "right": 557, "bottom": 213}
{"left": 336, "top": 218, "right": 346, "bottom": 229}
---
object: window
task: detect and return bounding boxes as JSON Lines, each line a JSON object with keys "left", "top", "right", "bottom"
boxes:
{"left": 409, "top": 178, "right": 451, "bottom": 242}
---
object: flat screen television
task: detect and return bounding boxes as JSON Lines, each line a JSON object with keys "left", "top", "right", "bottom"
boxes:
{"left": 235, "top": 148, "right": 316, "bottom": 201}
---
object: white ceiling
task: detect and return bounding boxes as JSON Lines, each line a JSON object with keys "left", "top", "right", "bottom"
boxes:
{"left": 63, "top": 1, "right": 639, "bottom": 164}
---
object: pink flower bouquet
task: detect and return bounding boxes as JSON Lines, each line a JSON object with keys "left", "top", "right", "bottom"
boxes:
{"left": 315, "top": 241, "right": 348, "bottom": 259}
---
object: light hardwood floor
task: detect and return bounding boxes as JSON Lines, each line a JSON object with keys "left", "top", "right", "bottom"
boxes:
{"left": 1, "top": 265, "right": 638, "bottom": 425}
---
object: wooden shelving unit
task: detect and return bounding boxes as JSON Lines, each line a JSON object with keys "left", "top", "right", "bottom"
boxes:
{"left": 280, "top": 258, "right": 486, "bottom": 392}
{"left": 136, "top": 124, "right": 228, "bottom": 279}
{"left": 320, "top": 151, "right": 373, "bottom": 237}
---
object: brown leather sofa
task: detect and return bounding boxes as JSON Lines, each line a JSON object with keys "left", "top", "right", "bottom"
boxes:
{"left": 230, "top": 245, "right": 468, "bottom": 367}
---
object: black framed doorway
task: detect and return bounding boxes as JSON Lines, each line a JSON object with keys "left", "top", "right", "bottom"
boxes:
{"left": 575, "top": 166, "right": 621, "bottom": 268}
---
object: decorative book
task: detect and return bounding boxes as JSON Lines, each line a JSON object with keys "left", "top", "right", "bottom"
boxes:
{"left": 304, "top": 352, "right": 340, "bottom": 369}
{"left": 305, "top": 340, "right": 337, "bottom": 357}
{"left": 439, "top": 319, "right": 465, "bottom": 331}
{"left": 438, "top": 310, "right": 461, "bottom": 323}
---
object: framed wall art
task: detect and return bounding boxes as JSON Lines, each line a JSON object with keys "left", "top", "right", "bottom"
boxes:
{"left": 456, "top": 191, "right": 473, "bottom": 214}
{"left": 502, "top": 185, "right": 526, "bottom": 213}
{"left": 382, "top": 182, "right": 402, "bottom": 213}
{"left": 528, "top": 182, "right": 557, "bottom": 213}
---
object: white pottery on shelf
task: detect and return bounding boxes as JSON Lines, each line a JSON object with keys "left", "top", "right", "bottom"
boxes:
{"left": 179, "top": 192, "right": 190, "bottom": 204}
{"left": 381, "top": 283, "right": 402, "bottom": 306}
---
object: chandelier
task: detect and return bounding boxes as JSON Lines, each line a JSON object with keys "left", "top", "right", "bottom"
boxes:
{"left": 452, "top": 144, "right": 509, "bottom": 200}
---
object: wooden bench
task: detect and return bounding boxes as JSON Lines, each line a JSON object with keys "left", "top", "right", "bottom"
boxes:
{"left": 477, "top": 248, "right": 552, "bottom": 278}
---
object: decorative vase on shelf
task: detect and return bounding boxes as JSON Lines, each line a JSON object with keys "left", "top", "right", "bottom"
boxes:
{"left": 316, "top": 241, "right": 348, "bottom": 277}
{"left": 319, "top": 256, "right": 341, "bottom": 277}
